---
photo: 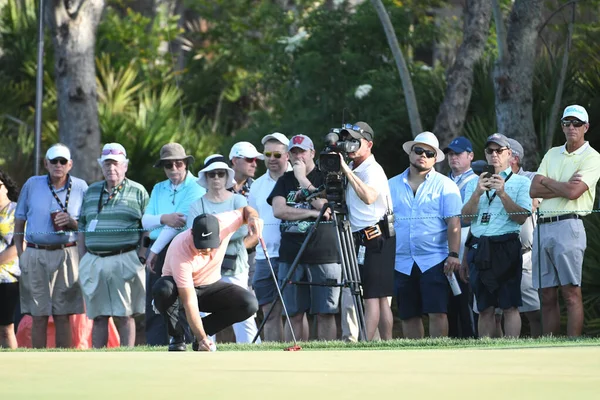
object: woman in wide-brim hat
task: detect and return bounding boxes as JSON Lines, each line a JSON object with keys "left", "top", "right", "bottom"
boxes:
{"left": 196, "top": 155, "right": 236, "bottom": 189}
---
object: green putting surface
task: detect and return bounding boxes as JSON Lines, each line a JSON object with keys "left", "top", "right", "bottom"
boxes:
{"left": 3, "top": 346, "right": 599, "bottom": 399}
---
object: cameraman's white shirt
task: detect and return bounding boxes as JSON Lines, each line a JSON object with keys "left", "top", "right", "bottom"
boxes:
{"left": 346, "top": 155, "right": 391, "bottom": 232}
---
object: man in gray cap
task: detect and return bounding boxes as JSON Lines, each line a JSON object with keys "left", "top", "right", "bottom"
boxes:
{"left": 142, "top": 143, "right": 206, "bottom": 346}
{"left": 461, "top": 133, "right": 532, "bottom": 338}
{"left": 507, "top": 138, "right": 541, "bottom": 337}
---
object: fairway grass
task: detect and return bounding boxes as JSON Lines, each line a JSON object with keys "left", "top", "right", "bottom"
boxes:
{"left": 2, "top": 343, "right": 600, "bottom": 399}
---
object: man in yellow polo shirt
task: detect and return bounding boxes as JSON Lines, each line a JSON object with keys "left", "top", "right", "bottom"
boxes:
{"left": 530, "top": 105, "right": 600, "bottom": 337}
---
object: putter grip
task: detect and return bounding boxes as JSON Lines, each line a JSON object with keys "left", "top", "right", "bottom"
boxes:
{"left": 259, "top": 238, "right": 267, "bottom": 251}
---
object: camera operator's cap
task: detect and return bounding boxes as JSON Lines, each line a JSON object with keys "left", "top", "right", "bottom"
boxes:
{"left": 562, "top": 104, "right": 589, "bottom": 123}
{"left": 402, "top": 131, "right": 445, "bottom": 163}
{"left": 261, "top": 132, "right": 289, "bottom": 146}
{"left": 341, "top": 121, "right": 374, "bottom": 141}
{"left": 485, "top": 133, "right": 511, "bottom": 149}
{"left": 98, "top": 143, "right": 128, "bottom": 165}
{"left": 443, "top": 136, "right": 473, "bottom": 154}
{"left": 229, "top": 142, "right": 265, "bottom": 160}
{"left": 506, "top": 138, "right": 524, "bottom": 160}
{"left": 197, "top": 154, "right": 236, "bottom": 189}
{"left": 153, "top": 142, "right": 194, "bottom": 168}
{"left": 288, "top": 135, "right": 314, "bottom": 151}
{"left": 192, "top": 214, "right": 221, "bottom": 250}
{"left": 46, "top": 144, "right": 71, "bottom": 161}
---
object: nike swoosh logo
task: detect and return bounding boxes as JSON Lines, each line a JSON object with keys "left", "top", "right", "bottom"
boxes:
{"left": 201, "top": 232, "right": 213, "bottom": 237}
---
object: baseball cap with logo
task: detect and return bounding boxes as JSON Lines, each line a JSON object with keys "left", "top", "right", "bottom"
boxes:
{"left": 229, "top": 142, "right": 265, "bottom": 160}
{"left": 192, "top": 214, "right": 221, "bottom": 249}
{"left": 288, "top": 135, "right": 314, "bottom": 151}
{"left": 485, "top": 133, "right": 511, "bottom": 149}
{"left": 562, "top": 105, "right": 589, "bottom": 123}
{"left": 443, "top": 137, "right": 473, "bottom": 154}
{"left": 46, "top": 144, "right": 71, "bottom": 161}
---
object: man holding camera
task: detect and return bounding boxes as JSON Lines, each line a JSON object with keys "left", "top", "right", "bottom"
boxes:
{"left": 461, "top": 133, "right": 531, "bottom": 338}
{"left": 337, "top": 122, "right": 396, "bottom": 341}
{"left": 268, "top": 134, "right": 341, "bottom": 341}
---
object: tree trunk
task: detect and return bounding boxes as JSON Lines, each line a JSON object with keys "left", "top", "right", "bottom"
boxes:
{"left": 434, "top": 0, "right": 492, "bottom": 149}
{"left": 47, "top": 0, "right": 105, "bottom": 182}
{"left": 492, "top": 0, "right": 543, "bottom": 170}
{"left": 370, "top": 0, "right": 423, "bottom": 138}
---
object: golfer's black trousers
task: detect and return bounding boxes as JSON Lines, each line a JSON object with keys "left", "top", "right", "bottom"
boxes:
{"left": 152, "top": 276, "right": 258, "bottom": 338}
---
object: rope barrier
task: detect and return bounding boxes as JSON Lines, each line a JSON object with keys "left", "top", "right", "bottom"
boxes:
{"left": 7, "top": 208, "right": 599, "bottom": 236}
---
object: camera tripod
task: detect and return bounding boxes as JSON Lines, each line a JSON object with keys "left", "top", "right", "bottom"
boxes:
{"left": 252, "top": 201, "right": 367, "bottom": 343}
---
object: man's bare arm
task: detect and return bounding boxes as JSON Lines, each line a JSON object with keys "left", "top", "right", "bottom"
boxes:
{"left": 272, "top": 196, "right": 319, "bottom": 221}
{"left": 179, "top": 286, "right": 208, "bottom": 341}
{"left": 530, "top": 174, "right": 588, "bottom": 200}
{"left": 14, "top": 218, "right": 25, "bottom": 257}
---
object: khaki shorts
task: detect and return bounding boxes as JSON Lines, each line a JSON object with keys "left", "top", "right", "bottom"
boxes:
{"left": 78, "top": 250, "right": 145, "bottom": 319}
{"left": 533, "top": 219, "right": 585, "bottom": 289}
{"left": 19, "top": 246, "right": 84, "bottom": 316}
{"left": 519, "top": 250, "right": 540, "bottom": 312}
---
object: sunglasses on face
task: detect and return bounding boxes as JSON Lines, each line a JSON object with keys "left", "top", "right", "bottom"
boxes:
{"left": 102, "top": 148, "right": 125, "bottom": 156}
{"left": 485, "top": 147, "right": 508, "bottom": 155}
{"left": 49, "top": 158, "right": 68, "bottom": 165}
{"left": 207, "top": 171, "right": 227, "bottom": 179}
{"left": 561, "top": 119, "right": 585, "bottom": 128}
{"left": 163, "top": 160, "right": 186, "bottom": 170}
{"left": 240, "top": 157, "right": 257, "bottom": 163}
{"left": 412, "top": 146, "right": 436, "bottom": 159}
{"left": 264, "top": 151, "right": 283, "bottom": 159}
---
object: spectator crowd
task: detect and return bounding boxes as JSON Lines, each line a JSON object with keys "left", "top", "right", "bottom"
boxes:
{"left": 0, "top": 104, "right": 598, "bottom": 350}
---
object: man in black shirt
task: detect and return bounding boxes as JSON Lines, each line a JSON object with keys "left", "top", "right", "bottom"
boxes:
{"left": 267, "top": 134, "right": 341, "bottom": 341}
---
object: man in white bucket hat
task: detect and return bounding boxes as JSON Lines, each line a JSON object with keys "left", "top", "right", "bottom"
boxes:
{"left": 388, "top": 131, "right": 462, "bottom": 338}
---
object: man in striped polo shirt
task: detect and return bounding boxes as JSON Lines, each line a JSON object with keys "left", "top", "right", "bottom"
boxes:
{"left": 78, "top": 143, "right": 149, "bottom": 348}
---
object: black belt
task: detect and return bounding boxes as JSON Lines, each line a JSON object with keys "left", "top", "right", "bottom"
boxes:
{"left": 27, "top": 242, "right": 77, "bottom": 251}
{"left": 87, "top": 245, "right": 138, "bottom": 257}
{"left": 538, "top": 214, "right": 581, "bottom": 224}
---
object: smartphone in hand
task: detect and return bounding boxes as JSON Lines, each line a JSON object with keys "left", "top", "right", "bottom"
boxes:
{"left": 482, "top": 164, "right": 495, "bottom": 178}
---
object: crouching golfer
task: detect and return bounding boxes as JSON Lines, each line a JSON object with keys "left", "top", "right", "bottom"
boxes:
{"left": 153, "top": 206, "right": 262, "bottom": 351}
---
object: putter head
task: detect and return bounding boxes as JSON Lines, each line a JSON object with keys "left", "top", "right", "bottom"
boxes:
{"left": 284, "top": 344, "right": 302, "bottom": 351}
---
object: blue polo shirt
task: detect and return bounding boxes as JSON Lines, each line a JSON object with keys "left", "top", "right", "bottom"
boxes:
{"left": 389, "top": 169, "right": 462, "bottom": 274}
{"left": 15, "top": 175, "right": 88, "bottom": 245}
{"left": 146, "top": 172, "right": 206, "bottom": 240}
{"left": 463, "top": 166, "right": 532, "bottom": 238}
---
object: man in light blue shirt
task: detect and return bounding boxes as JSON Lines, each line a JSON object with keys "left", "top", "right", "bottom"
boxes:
{"left": 142, "top": 143, "right": 205, "bottom": 346}
{"left": 389, "top": 131, "right": 462, "bottom": 339}
{"left": 461, "top": 133, "right": 531, "bottom": 338}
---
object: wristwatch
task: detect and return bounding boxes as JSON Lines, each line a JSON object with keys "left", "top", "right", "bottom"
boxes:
{"left": 448, "top": 252, "right": 459, "bottom": 259}
{"left": 139, "top": 256, "right": 147, "bottom": 264}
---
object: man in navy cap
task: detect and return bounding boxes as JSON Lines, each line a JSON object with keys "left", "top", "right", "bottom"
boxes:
{"left": 443, "top": 137, "right": 476, "bottom": 338}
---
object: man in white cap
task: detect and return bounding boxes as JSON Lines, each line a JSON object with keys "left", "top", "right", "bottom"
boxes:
{"left": 506, "top": 138, "right": 541, "bottom": 337}
{"left": 248, "top": 132, "right": 290, "bottom": 341}
{"left": 229, "top": 141, "right": 264, "bottom": 293}
{"left": 462, "top": 133, "right": 531, "bottom": 338}
{"left": 14, "top": 143, "right": 88, "bottom": 348}
{"left": 389, "top": 131, "right": 462, "bottom": 339}
{"left": 268, "top": 134, "right": 342, "bottom": 341}
{"left": 141, "top": 143, "right": 206, "bottom": 346}
{"left": 77, "top": 143, "right": 149, "bottom": 347}
{"left": 530, "top": 105, "right": 600, "bottom": 337}
{"left": 336, "top": 122, "right": 396, "bottom": 342}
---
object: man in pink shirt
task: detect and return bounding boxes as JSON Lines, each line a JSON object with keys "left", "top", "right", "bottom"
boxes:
{"left": 153, "top": 206, "right": 263, "bottom": 351}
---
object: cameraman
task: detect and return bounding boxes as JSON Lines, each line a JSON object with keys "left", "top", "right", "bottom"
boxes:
{"left": 338, "top": 122, "right": 395, "bottom": 341}
{"left": 267, "top": 135, "right": 341, "bottom": 341}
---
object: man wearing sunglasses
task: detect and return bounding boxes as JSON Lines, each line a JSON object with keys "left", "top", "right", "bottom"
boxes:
{"left": 268, "top": 134, "right": 341, "bottom": 341}
{"left": 334, "top": 122, "right": 396, "bottom": 342}
{"left": 462, "top": 133, "right": 532, "bottom": 338}
{"left": 389, "top": 131, "right": 462, "bottom": 339}
{"left": 14, "top": 143, "right": 88, "bottom": 348}
{"left": 77, "top": 143, "right": 150, "bottom": 348}
{"left": 530, "top": 105, "right": 600, "bottom": 337}
{"left": 141, "top": 143, "right": 206, "bottom": 347}
{"left": 248, "top": 132, "right": 290, "bottom": 341}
